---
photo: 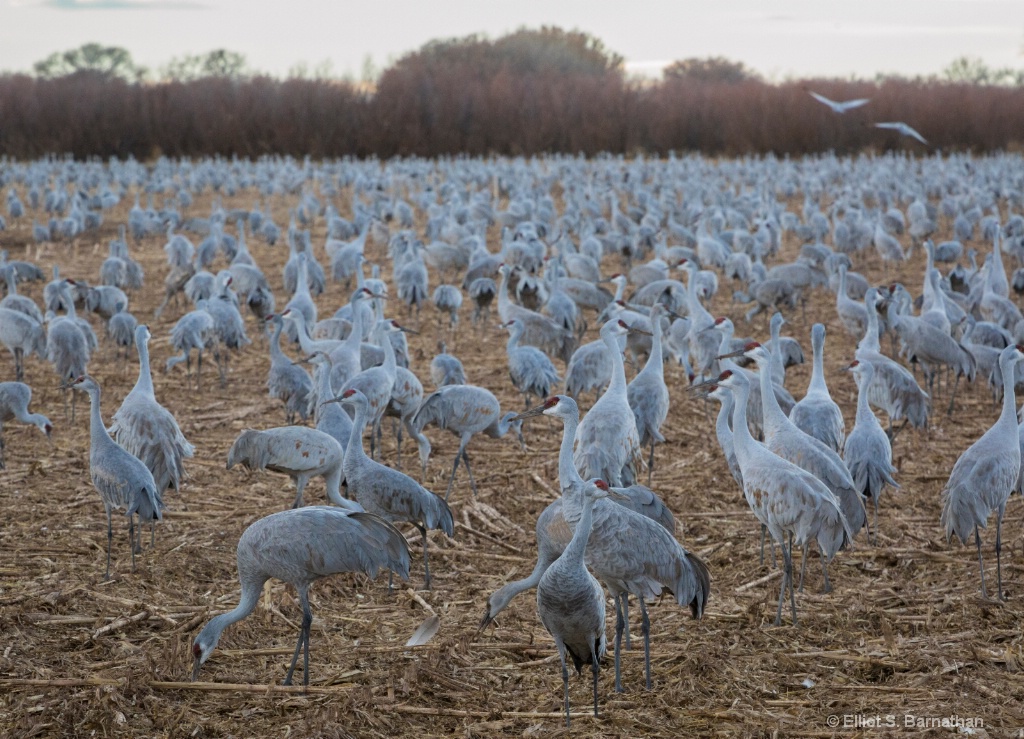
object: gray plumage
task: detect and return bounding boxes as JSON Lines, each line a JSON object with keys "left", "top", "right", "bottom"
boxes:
{"left": 1, "top": 267, "right": 44, "bottom": 324}
{"left": 339, "top": 389, "right": 454, "bottom": 589}
{"left": 0, "top": 381, "right": 52, "bottom": 469}
{"left": 0, "top": 306, "right": 46, "bottom": 381}
{"left": 266, "top": 314, "right": 313, "bottom": 424}
{"left": 574, "top": 320, "right": 643, "bottom": 488}
{"left": 107, "top": 304, "right": 137, "bottom": 363}
{"left": 504, "top": 318, "right": 562, "bottom": 409}
{"left": 626, "top": 304, "right": 670, "bottom": 484}
{"left": 109, "top": 325, "right": 194, "bottom": 496}
{"left": 45, "top": 304, "right": 91, "bottom": 419}
{"left": 283, "top": 252, "right": 317, "bottom": 344}
{"left": 941, "top": 344, "right": 1024, "bottom": 600}
{"left": 789, "top": 324, "right": 845, "bottom": 454}
{"left": 412, "top": 384, "right": 523, "bottom": 500}
{"left": 184, "top": 270, "right": 216, "bottom": 305}
{"left": 190, "top": 507, "right": 410, "bottom": 685}
{"left": 844, "top": 359, "right": 899, "bottom": 543}
{"left": 72, "top": 375, "right": 163, "bottom": 580}
{"left": 717, "top": 369, "right": 851, "bottom": 626}
{"left": 536, "top": 479, "right": 608, "bottom": 726}
{"left": 497, "top": 265, "right": 575, "bottom": 363}
{"left": 429, "top": 342, "right": 466, "bottom": 387}
{"left": 227, "top": 427, "right": 359, "bottom": 511}
{"left": 166, "top": 307, "right": 216, "bottom": 389}
{"left": 43, "top": 266, "right": 72, "bottom": 314}
{"left": 431, "top": 284, "right": 463, "bottom": 329}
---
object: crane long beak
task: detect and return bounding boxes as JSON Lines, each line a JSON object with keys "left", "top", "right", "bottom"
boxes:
{"left": 607, "top": 489, "right": 631, "bottom": 502}
{"left": 398, "top": 326, "right": 419, "bottom": 335}
{"left": 716, "top": 349, "right": 746, "bottom": 360}
{"left": 627, "top": 327, "right": 653, "bottom": 337}
{"left": 511, "top": 405, "right": 547, "bottom": 422}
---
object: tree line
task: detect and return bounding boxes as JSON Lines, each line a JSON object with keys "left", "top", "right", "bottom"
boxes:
{"left": 2, "top": 29, "right": 1023, "bottom": 159}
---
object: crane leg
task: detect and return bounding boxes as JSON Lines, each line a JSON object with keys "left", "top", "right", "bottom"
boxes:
{"left": 150, "top": 521, "right": 155, "bottom": 549}
{"left": 591, "top": 640, "right": 600, "bottom": 718}
{"left": 621, "top": 595, "right": 631, "bottom": 650}
{"left": 105, "top": 509, "right": 113, "bottom": 581}
{"left": 821, "top": 557, "right": 832, "bottom": 594}
{"left": 872, "top": 497, "right": 879, "bottom": 546}
{"left": 639, "top": 598, "right": 652, "bottom": 690}
{"left": 996, "top": 513, "right": 1004, "bottom": 601}
{"left": 557, "top": 641, "right": 571, "bottom": 727}
{"left": 292, "top": 477, "right": 307, "bottom": 509}
{"left": 975, "top": 526, "right": 988, "bottom": 599}
{"left": 284, "top": 589, "right": 313, "bottom": 687}
{"left": 613, "top": 593, "right": 625, "bottom": 693}
{"left": 798, "top": 543, "right": 808, "bottom": 593}
{"left": 775, "top": 539, "right": 788, "bottom": 626}
{"left": 788, "top": 534, "right": 798, "bottom": 626}
{"left": 394, "top": 419, "right": 403, "bottom": 472}
{"left": 462, "top": 449, "right": 479, "bottom": 498}
{"left": 129, "top": 516, "right": 136, "bottom": 573}
{"left": 946, "top": 374, "right": 960, "bottom": 416}
{"left": 14, "top": 348, "right": 23, "bottom": 382}
{"left": 647, "top": 440, "right": 655, "bottom": 486}
{"left": 444, "top": 450, "right": 462, "bottom": 502}
{"left": 415, "top": 523, "right": 431, "bottom": 590}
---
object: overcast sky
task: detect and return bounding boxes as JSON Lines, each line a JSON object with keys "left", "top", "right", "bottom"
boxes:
{"left": 2, "top": 0, "right": 1022, "bottom": 80}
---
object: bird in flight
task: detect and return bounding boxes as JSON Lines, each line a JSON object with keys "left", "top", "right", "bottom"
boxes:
{"left": 874, "top": 122, "right": 928, "bottom": 145}
{"left": 808, "top": 91, "right": 870, "bottom": 114}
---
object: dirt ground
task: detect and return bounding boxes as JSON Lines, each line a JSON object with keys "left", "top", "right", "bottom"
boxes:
{"left": 1, "top": 177, "right": 1023, "bottom": 739}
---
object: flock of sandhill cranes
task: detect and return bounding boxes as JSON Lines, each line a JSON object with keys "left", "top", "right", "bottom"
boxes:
{"left": 3, "top": 150, "right": 1024, "bottom": 725}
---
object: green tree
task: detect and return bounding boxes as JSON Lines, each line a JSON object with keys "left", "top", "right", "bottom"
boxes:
{"left": 33, "top": 43, "right": 144, "bottom": 81}
{"left": 162, "top": 49, "right": 249, "bottom": 81}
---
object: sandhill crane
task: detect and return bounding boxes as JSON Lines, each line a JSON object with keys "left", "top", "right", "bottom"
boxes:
{"left": 574, "top": 319, "right": 646, "bottom": 487}
{"left": 191, "top": 507, "right": 410, "bottom": 686}
{"left": 1, "top": 267, "right": 44, "bottom": 324}
{"left": 789, "top": 324, "right": 845, "bottom": 453}
{"left": 203, "top": 276, "right": 250, "bottom": 384}
{"left": 564, "top": 328, "right": 621, "bottom": 401}
{"left": 45, "top": 305, "right": 91, "bottom": 420}
{"left": 166, "top": 307, "right": 216, "bottom": 389}
{"left": 626, "top": 304, "right": 670, "bottom": 483}
{"left": 107, "top": 303, "right": 137, "bottom": 365}
{"left": 843, "top": 360, "right": 899, "bottom": 543}
{"left": 537, "top": 478, "right": 611, "bottom": 726}
{"left": 835, "top": 265, "right": 868, "bottom": 339}
{"left": 0, "top": 307, "right": 46, "bottom": 382}
{"left": 503, "top": 319, "right": 561, "bottom": 409}
{"left": 44, "top": 266, "right": 72, "bottom": 314}
{"left": 715, "top": 370, "right": 851, "bottom": 625}
{"left": 941, "top": 344, "right": 1024, "bottom": 600}
{"left": 807, "top": 91, "right": 869, "bottom": 114}
{"left": 227, "top": 427, "right": 360, "bottom": 511}
{"left": 108, "top": 325, "right": 194, "bottom": 504}
{"left": 338, "top": 389, "right": 454, "bottom": 589}
{"left": 874, "top": 121, "right": 927, "bottom": 145}
{"left": 412, "top": 384, "right": 523, "bottom": 499}
{"left": 431, "top": 284, "right": 462, "bottom": 332}
{"left": 184, "top": 270, "right": 216, "bottom": 305}
{"left": 468, "top": 277, "right": 496, "bottom": 326}
{"left": 283, "top": 252, "right": 317, "bottom": 344}
{"left": 265, "top": 314, "right": 313, "bottom": 424}
{"left": 886, "top": 297, "right": 976, "bottom": 414}
{"left": 521, "top": 394, "right": 708, "bottom": 691}
{"left": 72, "top": 375, "right": 163, "bottom": 580}
{"left": 496, "top": 265, "right": 575, "bottom": 363}
{"left": 300, "top": 352, "right": 354, "bottom": 450}
{"left": 726, "top": 343, "right": 866, "bottom": 587}
{"left": 384, "top": 363, "right": 425, "bottom": 472}
{"left": 856, "top": 288, "right": 931, "bottom": 434}
{"left": 337, "top": 320, "right": 409, "bottom": 459}
{"left": 430, "top": 341, "right": 465, "bottom": 387}
{"left": 0, "top": 381, "right": 51, "bottom": 469}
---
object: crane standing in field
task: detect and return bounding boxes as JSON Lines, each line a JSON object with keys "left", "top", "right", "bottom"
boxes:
{"left": 0, "top": 381, "right": 52, "bottom": 469}
{"left": 520, "top": 394, "right": 709, "bottom": 692}
{"left": 226, "top": 427, "right": 361, "bottom": 511}
{"left": 789, "top": 324, "right": 845, "bottom": 454}
{"left": 412, "top": 383, "right": 524, "bottom": 500}
{"left": 337, "top": 389, "right": 454, "bottom": 589}
{"left": 575, "top": 319, "right": 647, "bottom": 488}
{"left": 73, "top": 375, "right": 164, "bottom": 580}
{"left": 191, "top": 507, "right": 410, "bottom": 686}
{"left": 843, "top": 360, "right": 899, "bottom": 543}
{"left": 537, "top": 478, "right": 614, "bottom": 726}
{"left": 941, "top": 344, "right": 1024, "bottom": 600}
{"left": 503, "top": 318, "right": 562, "bottom": 410}
{"left": 109, "top": 325, "right": 194, "bottom": 515}
{"left": 714, "top": 370, "right": 851, "bottom": 625}
{"left": 627, "top": 304, "right": 670, "bottom": 484}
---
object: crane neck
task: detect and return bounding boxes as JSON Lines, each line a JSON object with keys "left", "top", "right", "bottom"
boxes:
{"left": 133, "top": 337, "right": 155, "bottom": 397}
{"left": 268, "top": 320, "right": 286, "bottom": 362}
{"left": 641, "top": 314, "right": 664, "bottom": 379}
{"left": 556, "top": 407, "right": 584, "bottom": 495}
{"left": 505, "top": 323, "right": 522, "bottom": 352}
{"left": 854, "top": 365, "right": 874, "bottom": 422}
{"left": 756, "top": 360, "right": 787, "bottom": 439}
{"left": 999, "top": 351, "right": 1020, "bottom": 425}
{"left": 809, "top": 330, "right": 827, "bottom": 393}
{"left": 715, "top": 391, "right": 735, "bottom": 440}
{"left": 727, "top": 379, "right": 757, "bottom": 461}
{"left": 563, "top": 490, "right": 594, "bottom": 564}
{"left": 84, "top": 385, "right": 111, "bottom": 450}
{"left": 196, "top": 578, "right": 264, "bottom": 658}
{"left": 860, "top": 297, "right": 880, "bottom": 353}
{"left": 345, "top": 399, "right": 371, "bottom": 466}
{"left": 602, "top": 331, "right": 628, "bottom": 395}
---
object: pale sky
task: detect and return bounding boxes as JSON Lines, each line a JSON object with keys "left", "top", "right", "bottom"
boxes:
{"left": 2, "top": 0, "right": 1023, "bottom": 80}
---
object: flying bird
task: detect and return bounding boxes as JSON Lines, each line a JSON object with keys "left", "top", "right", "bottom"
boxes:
{"left": 808, "top": 91, "right": 870, "bottom": 114}
{"left": 874, "top": 122, "right": 928, "bottom": 145}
